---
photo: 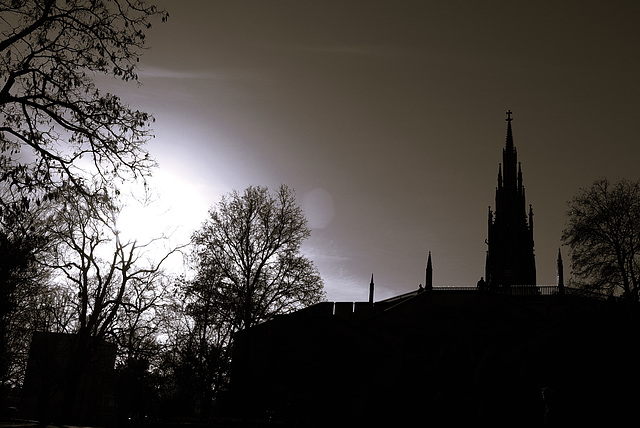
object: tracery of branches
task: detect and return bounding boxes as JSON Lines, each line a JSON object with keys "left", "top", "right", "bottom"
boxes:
{"left": 43, "top": 185, "right": 177, "bottom": 345}
{"left": 0, "top": 0, "right": 167, "bottom": 197}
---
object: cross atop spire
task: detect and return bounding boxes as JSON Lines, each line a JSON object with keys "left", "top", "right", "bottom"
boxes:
{"left": 506, "top": 109, "right": 513, "bottom": 122}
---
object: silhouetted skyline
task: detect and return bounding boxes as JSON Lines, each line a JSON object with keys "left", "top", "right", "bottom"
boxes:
{"left": 111, "top": 1, "right": 640, "bottom": 301}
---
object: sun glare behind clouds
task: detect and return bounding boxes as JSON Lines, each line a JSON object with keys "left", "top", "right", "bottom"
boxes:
{"left": 125, "top": 0, "right": 640, "bottom": 300}
{"left": 116, "top": 166, "right": 214, "bottom": 273}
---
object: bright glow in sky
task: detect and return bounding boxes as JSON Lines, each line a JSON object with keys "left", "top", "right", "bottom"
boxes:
{"left": 112, "top": 0, "right": 640, "bottom": 301}
{"left": 116, "top": 169, "right": 206, "bottom": 270}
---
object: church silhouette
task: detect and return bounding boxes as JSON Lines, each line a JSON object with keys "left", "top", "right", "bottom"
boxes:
{"left": 227, "top": 112, "right": 640, "bottom": 427}
{"left": 486, "top": 110, "right": 536, "bottom": 288}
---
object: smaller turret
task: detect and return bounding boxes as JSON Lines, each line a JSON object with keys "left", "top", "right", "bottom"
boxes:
{"left": 517, "top": 162, "right": 523, "bottom": 193}
{"left": 369, "top": 273, "right": 375, "bottom": 304}
{"left": 425, "top": 252, "right": 433, "bottom": 291}
{"left": 557, "top": 249, "right": 564, "bottom": 295}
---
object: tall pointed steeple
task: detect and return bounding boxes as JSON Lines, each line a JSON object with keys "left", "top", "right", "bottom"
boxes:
{"left": 502, "top": 110, "right": 518, "bottom": 192}
{"left": 425, "top": 252, "right": 433, "bottom": 291}
{"left": 485, "top": 111, "right": 536, "bottom": 287}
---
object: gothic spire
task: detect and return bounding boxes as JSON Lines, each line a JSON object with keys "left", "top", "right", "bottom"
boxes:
{"left": 502, "top": 110, "right": 518, "bottom": 190}
{"left": 425, "top": 252, "right": 433, "bottom": 291}
{"left": 486, "top": 110, "right": 536, "bottom": 287}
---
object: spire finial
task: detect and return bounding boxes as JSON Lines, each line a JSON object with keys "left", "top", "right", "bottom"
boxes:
{"left": 505, "top": 111, "right": 514, "bottom": 152}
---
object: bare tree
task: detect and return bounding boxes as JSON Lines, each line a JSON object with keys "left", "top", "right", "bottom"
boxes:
{"left": 172, "top": 185, "right": 324, "bottom": 414}
{"left": 0, "top": 0, "right": 167, "bottom": 199}
{"left": 40, "top": 183, "right": 178, "bottom": 417}
{"left": 191, "top": 185, "right": 325, "bottom": 333}
{"left": 562, "top": 177, "right": 640, "bottom": 302}
{"left": 112, "top": 271, "right": 170, "bottom": 363}
{"left": 46, "top": 185, "right": 176, "bottom": 339}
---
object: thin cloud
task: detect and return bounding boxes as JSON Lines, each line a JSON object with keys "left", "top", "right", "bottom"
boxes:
{"left": 137, "top": 65, "right": 271, "bottom": 83}
{"left": 137, "top": 66, "right": 228, "bottom": 80}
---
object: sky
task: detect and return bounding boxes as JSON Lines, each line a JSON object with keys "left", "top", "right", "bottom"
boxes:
{"left": 114, "top": 0, "right": 640, "bottom": 302}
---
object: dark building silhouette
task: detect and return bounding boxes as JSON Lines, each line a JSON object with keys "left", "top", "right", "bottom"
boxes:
{"left": 227, "top": 112, "right": 640, "bottom": 427}
{"left": 229, "top": 282, "right": 640, "bottom": 427}
{"left": 21, "top": 332, "right": 116, "bottom": 425}
{"left": 485, "top": 110, "right": 536, "bottom": 287}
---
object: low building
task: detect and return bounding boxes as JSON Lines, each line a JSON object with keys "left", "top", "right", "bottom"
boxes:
{"left": 229, "top": 285, "right": 639, "bottom": 426}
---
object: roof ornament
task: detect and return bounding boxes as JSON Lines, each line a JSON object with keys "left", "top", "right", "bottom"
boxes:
{"left": 506, "top": 109, "right": 513, "bottom": 122}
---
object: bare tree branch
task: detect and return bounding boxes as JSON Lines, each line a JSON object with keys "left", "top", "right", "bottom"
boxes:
{"left": 562, "top": 177, "right": 640, "bottom": 302}
{"left": 0, "top": 0, "right": 167, "bottom": 201}
{"left": 190, "top": 184, "right": 325, "bottom": 333}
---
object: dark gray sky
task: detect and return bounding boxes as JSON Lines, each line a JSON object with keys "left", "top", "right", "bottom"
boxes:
{"left": 117, "top": 0, "right": 640, "bottom": 301}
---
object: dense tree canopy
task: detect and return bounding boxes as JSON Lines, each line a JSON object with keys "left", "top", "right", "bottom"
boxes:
{"left": 562, "top": 177, "right": 640, "bottom": 302}
{"left": 0, "top": 183, "right": 52, "bottom": 386}
{"left": 0, "top": 0, "right": 167, "bottom": 199}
